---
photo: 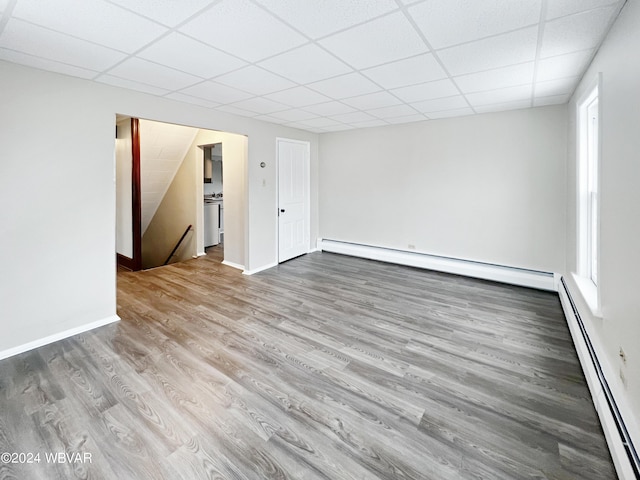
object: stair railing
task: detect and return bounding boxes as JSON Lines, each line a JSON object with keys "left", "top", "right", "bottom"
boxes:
{"left": 164, "top": 225, "right": 193, "bottom": 265}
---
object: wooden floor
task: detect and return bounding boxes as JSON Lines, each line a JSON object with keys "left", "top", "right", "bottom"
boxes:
{"left": 0, "top": 248, "right": 616, "bottom": 479}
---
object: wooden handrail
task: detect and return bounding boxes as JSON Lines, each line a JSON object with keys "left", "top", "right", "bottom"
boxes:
{"left": 164, "top": 225, "right": 193, "bottom": 265}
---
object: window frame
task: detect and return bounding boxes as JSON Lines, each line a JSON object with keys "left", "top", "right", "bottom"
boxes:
{"left": 575, "top": 74, "right": 602, "bottom": 316}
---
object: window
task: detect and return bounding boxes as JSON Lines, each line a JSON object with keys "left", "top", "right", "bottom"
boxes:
{"left": 576, "top": 78, "right": 601, "bottom": 314}
{"left": 585, "top": 93, "right": 599, "bottom": 285}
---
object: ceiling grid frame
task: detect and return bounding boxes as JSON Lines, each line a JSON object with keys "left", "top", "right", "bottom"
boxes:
{"left": 0, "top": 0, "right": 627, "bottom": 132}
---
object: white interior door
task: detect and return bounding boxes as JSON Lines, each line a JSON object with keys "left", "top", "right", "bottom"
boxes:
{"left": 278, "top": 138, "right": 310, "bottom": 263}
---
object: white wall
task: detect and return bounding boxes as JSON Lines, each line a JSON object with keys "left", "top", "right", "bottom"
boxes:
{"left": 142, "top": 132, "right": 199, "bottom": 270}
{"left": 566, "top": 0, "right": 640, "bottom": 449}
{"left": 139, "top": 119, "right": 198, "bottom": 234}
{"left": 319, "top": 105, "right": 567, "bottom": 274}
{"left": 248, "top": 128, "right": 319, "bottom": 270}
{"left": 115, "top": 118, "right": 132, "bottom": 258}
{"left": 0, "top": 60, "right": 318, "bottom": 356}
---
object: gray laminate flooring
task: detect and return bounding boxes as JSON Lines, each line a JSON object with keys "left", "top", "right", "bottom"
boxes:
{"left": 0, "top": 250, "right": 616, "bottom": 479}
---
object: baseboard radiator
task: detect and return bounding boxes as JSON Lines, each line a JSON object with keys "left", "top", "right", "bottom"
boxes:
{"left": 317, "top": 239, "right": 557, "bottom": 291}
{"left": 560, "top": 278, "right": 640, "bottom": 479}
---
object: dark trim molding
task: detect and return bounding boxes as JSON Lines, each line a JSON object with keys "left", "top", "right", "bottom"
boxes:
{"left": 561, "top": 277, "right": 640, "bottom": 479}
{"left": 116, "top": 253, "right": 134, "bottom": 271}
{"left": 131, "top": 118, "right": 142, "bottom": 271}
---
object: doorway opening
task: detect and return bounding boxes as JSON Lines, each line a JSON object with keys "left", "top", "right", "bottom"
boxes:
{"left": 202, "top": 142, "right": 224, "bottom": 263}
{"left": 115, "top": 115, "right": 248, "bottom": 271}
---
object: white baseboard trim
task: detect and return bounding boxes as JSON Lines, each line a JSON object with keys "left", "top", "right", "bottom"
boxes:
{"left": 318, "top": 239, "right": 556, "bottom": 291}
{"left": 221, "top": 260, "right": 244, "bottom": 271}
{"left": 243, "top": 261, "right": 278, "bottom": 276}
{"left": 559, "top": 279, "right": 639, "bottom": 480}
{"left": 0, "top": 315, "right": 121, "bottom": 361}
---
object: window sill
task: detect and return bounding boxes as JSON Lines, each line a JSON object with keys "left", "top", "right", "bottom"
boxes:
{"left": 571, "top": 273, "right": 602, "bottom": 319}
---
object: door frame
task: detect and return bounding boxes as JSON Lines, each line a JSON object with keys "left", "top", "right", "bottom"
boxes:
{"left": 276, "top": 137, "right": 311, "bottom": 263}
{"left": 131, "top": 117, "right": 142, "bottom": 271}
{"left": 116, "top": 117, "right": 142, "bottom": 271}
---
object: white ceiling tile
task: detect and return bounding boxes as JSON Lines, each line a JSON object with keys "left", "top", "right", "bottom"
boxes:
{"left": 465, "top": 84, "right": 532, "bottom": 107}
{"left": 535, "top": 76, "right": 578, "bottom": 97}
{"left": 411, "top": 95, "right": 469, "bottom": 113}
{"left": 427, "top": 107, "right": 475, "bottom": 119}
{"left": 140, "top": 119, "right": 197, "bottom": 146}
{"left": 309, "top": 73, "right": 380, "bottom": 99}
{"left": 216, "top": 104, "right": 259, "bottom": 117}
{"left": 319, "top": 12, "right": 428, "bottom": 69}
{"left": 437, "top": 27, "right": 538, "bottom": 76}
{"left": 300, "top": 117, "right": 344, "bottom": 128}
{"left": 474, "top": 100, "right": 532, "bottom": 113}
{"left": 144, "top": 183, "right": 165, "bottom": 192}
{"left": 137, "top": 33, "right": 247, "bottom": 79}
{"left": 303, "top": 101, "right": 356, "bottom": 116}
{"left": 258, "top": 44, "right": 352, "bottom": 84}
{"left": 0, "top": 0, "right": 622, "bottom": 131}
{"left": 96, "top": 75, "right": 171, "bottom": 96}
{"left": 319, "top": 124, "right": 354, "bottom": 132}
{"left": 536, "top": 49, "right": 593, "bottom": 81}
{"left": 546, "top": 0, "right": 621, "bottom": 20}
{"left": 330, "top": 111, "right": 378, "bottom": 124}
{"left": 285, "top": 121, "right": 315, "bottom": 130}
{"left": 350, "top": 119, "right": 389, "bottom": 128}
{"left": 367, "top": 104, "right": 418, "bottom": 119}
{"left": 362, "top": 53, "right": 447, "bottom": 89}
{"left": 142, "top": 161, "right": 172, "bottom": 172}
{"left": 0, "top": 48, "right": 98, "bottom": 78}
{"left": 342, "top": 91, "right": 402, "bottom": 110}
{"left": 179, "top": 0, "right": 306, "bottom": 62}
{"left": 108, "top": 0, "right": 216, "bottom": 27}
{"left": 180, "top": 81, "right": 254, "bottom": 103}
{"left": 455, "top": 62, "right": 534, "bottom": 93}
{"left": 230, "top": 97, "right": 289, "bottom": 114}
{"left": 409, "top": 0, "right": 541, "bottom": 49}
{"left": 265, "top": 86, "right": 331, "bottom": 107}
{"left": 253, "top": 114, "right": 289, "bottom": 124}
{"left": 253, "top": 0, "right": 398, "bottom": 38}
{"left": 107, "top": 58, "right": 202, "bottom": 90}
{"left": 0, "top": 19, "right": 126, "bottom": 71}
{"left": 215, "top": 66, "right": 295, "bottom": 95}
{"left": 391, "top": 78, "right": 460, "bottom": 102}
{"left": 12, "top": 0, "right": 168, "bottom": 53}
{"left": 157, "top": 146, "right": 185, "bottom": 160}
{"left": 385, "top": 114, "right": 427, "bottom": 124}
{"left": 533, "top": 93, "right": 571, "bottom": 106}
{"left": 140, "top": 148, "right": 162, "bottom": 161}
{"left": 269, "top": 109, "right": 319, "bottom": 122}
{"left": 541, "top": 6, "right": 618, "bottom": 58}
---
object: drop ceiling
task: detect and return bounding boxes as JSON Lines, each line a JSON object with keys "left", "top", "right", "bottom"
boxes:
{"left": 0, "top": 0, "right": 626, "bottom": 133}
